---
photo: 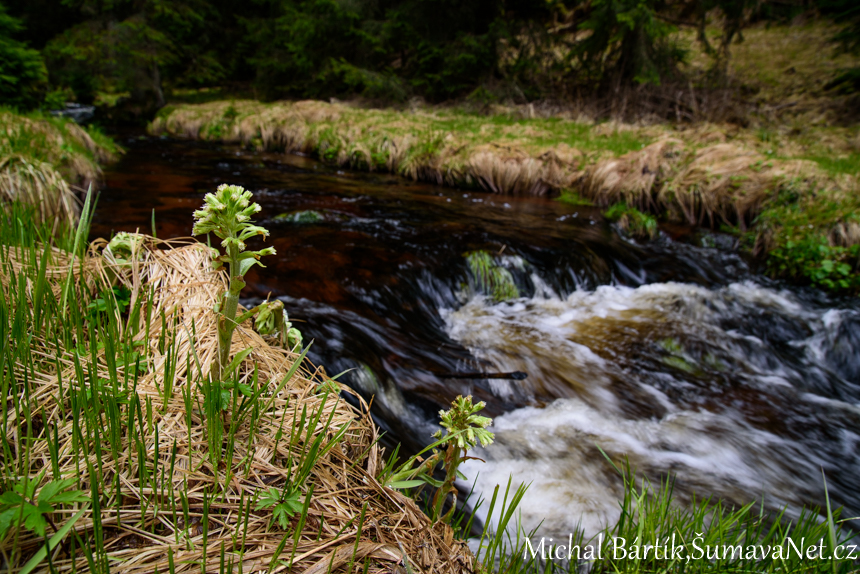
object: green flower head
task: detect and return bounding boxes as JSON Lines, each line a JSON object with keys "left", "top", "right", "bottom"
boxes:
{"left": 193, "top": 184, "right": 271, "bottom": 252}
{"left": 438, "top": 395, "right": 494, "bottom": 449}
{"left": 193, "top": 184, "right": 276, "bottom": 275}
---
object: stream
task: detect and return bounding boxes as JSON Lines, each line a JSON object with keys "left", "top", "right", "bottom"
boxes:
{"left": 91, "top": 135, "right": 860, "bottom": 540}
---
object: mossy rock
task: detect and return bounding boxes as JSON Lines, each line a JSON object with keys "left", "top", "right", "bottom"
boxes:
{"left": 272, "top": 210, "right": 325, "bottom": 224}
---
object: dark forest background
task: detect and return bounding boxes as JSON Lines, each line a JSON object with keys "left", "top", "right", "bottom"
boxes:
{"left": 1, "top": 0, "right": 858, "bottom": 117}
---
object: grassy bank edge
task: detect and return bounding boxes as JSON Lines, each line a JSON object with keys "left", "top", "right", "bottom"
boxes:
{"left": 0, "top": 107, "right": 120, "bottom": 224}
{"left": 149, "top": 100, "right": 860, "bottom": 293}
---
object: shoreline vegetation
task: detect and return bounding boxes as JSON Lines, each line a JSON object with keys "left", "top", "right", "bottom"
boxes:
{"left": 0, "top": 108, "right": 118, "bottom": 224}
{"left": 150, "top": 99, "right": 860, "bottom": 292}
{"left": 0, "top": 108, "right": 858, "bottom": 574}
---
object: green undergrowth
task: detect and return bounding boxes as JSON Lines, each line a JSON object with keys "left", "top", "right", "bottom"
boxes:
{"left": 750, "top": 183, "right": 860, "bottom": 292}
{"left": 557, "top": 189, "right": 594, "bottom": 206}
{"left": 803, "top": 153, "right": 860, "bottom": 177}
{"left": 485, "top": 458, "right": 857, "bottom": 574}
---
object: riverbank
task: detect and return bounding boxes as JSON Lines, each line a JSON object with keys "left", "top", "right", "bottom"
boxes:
{"left": 150, "top": 100, "right": 860, "bottom": 292}
{"left": 3, "top": 115, "right": 857, "bottom": 573}
{"left": 0, "top": 108, "right": 119, "bottom": 223}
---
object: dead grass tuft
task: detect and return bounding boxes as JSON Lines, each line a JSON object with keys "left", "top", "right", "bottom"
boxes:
{"left": 0, "top": 110, "right": 119, "bottom": 216}
{"left": 665, "top": 143, "right": 771, "bottom": 227}
{"left": 582, "top": 139, "right": 685, "bottom": 211}
{"left": 0, "top": 155, "right": 79, "bottom": 224}
{"left": 2, "top": 234, "right": 473, "bottom": 574}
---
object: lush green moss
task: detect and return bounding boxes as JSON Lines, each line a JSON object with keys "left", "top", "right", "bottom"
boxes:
{"left": 604, "top": 202, "right": 658, "bottom": 241}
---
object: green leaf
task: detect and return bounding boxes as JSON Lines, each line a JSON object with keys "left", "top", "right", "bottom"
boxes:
{"left": 37, "top": 479, "right": 73, "bottom": 503}
{"left": 273, "top": 504, "right": 292, "bottom": 530}
{"left": 20, "top": 506, "right": 88, "bottom": 574}
{"left": 0, "top": 491, "right": 23, "bottom": 505}
{"left": 22, "top": 505, "right": 48, "bottom": 537}
{"left": 254, "top": 487, "right": 281, "bottom": 511}
{"left": 219, "top": 390, "right": 232, "bottom": 411}
{"left": 48, "top": 490, "right": 90, "bottom": 505}
{"left": 237, "top": 257, "right": 259, "bottom": 276}
{"left": 0, "top": 507, "right": 19, "bottom": 538}
{"left": 223, "top": 347, "right": 254, "bottom": 375}
{"left": 388, "top": 480, "right": 425, "bottom": 490}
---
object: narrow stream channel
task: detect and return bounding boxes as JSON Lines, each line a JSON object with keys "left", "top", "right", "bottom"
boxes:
{"left": 91, "top": 135, "right": 860, "bottom": 540}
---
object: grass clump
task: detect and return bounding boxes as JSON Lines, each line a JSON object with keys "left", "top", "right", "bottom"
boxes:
{"left": 466, "top": 250, "right": 519, "bottom": 302}
{"left": 481, "top": 458, "right": 857, "bottom": 574}
{"left": 604, "top": 203, "right": 658, "bottom": 241}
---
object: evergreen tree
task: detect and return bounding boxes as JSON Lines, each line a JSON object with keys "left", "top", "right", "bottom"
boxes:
{"left": 0, "top": 1, "right": 48, "bottom": 108}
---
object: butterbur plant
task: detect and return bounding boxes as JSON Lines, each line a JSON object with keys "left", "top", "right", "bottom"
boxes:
{"left": 382, "top": 395, "right": 494, "bottom": 523}
{"left": 431, "top": 395, "right": 494, "bottom": 522}
{"left": 254, "top": 298, "right": 303, "bottom": 350}
{"left": 192, "top": 184, "right": 278, "bottom": 382}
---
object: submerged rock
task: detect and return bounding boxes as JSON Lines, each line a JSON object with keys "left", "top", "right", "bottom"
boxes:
{"left": 272, "top": 210, "right": 325, "bottom": 224}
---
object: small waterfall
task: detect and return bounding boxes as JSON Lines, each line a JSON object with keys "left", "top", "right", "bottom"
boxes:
{"left": 445, "top": 282, "right": 860, "bottom": 539}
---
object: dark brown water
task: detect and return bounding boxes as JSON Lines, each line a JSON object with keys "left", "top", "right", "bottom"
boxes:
{"left": 92, "top": 135, "right": 860, "bottom": 539}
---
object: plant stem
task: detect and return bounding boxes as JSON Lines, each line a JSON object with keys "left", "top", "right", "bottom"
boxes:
{"left": 432, "top": 444, "right": 461, "bottom": 522}
{"left": 215, "top": 245, "right": 242, "bottom": 382}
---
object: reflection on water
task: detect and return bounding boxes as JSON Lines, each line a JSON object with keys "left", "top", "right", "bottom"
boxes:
{"left": 93, "top": 136, "right": 860, "bottom": 539}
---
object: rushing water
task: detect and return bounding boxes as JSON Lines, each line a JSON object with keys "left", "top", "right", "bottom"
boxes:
{"left": 92, "top": 135, "right": 860, "bottom": 539}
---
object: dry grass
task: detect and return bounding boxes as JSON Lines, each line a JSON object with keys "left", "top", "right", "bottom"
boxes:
{"left": 0, "top": 155, "right": 79, "bottom": 225}
{"left": 150, "top": 100, "right": 589, "bottom": 196}
{"left": 1, "top": 233, "right": 473, "bottom": 574}
{"left": 582, "top": 138, "right": 684, "bottom": 212}
{"left": 0, "top": 109, "right": 119, "bottom": 222}
{"left": 150, "top": 100, "right": 856, "bottom": 214}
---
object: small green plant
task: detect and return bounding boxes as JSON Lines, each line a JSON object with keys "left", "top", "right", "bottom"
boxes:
{"left": 254, "top": 298, "right": 302, "bottom": 350}
{"left": 86, "top": 285, "right": 131, "bottom": 319}
{"left": 604, "top": 202, "right": 658, "bottom": 241}
{"left": 255, "top": 486, "right": 303, "bottom": 530}
{"left": 0, "top": 472, "right": 88, "bottom": 539}
{"left": 105, "top": 231, "right": 145, "bottom": 264}
{"left": 381, "top": 395, "right": 494, "bottom": 523}
{"left": 466, "top": 251, "right": 519, "bottom": 302}
{"left": 430, "top": 395, "right": 494, "bottom": 522}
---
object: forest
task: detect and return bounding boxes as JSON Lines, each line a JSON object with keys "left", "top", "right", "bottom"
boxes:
{"left": 1, "top": 0, "right": 858, "bottom": 117}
